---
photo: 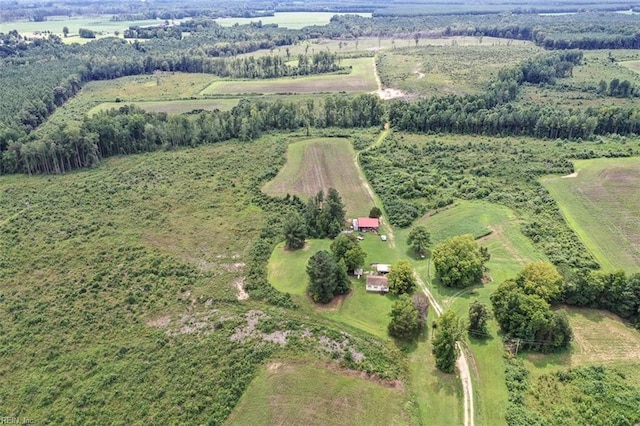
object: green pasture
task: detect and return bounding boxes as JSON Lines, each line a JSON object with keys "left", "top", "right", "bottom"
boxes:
{"left": 268, "top": 240, "right": 332, "bottom": 296}
{"left": 262, "top": 137, "right": 376, "bottom": 217}
{"left": 542, "top": 157, "right": 640, "bottom": 272}
{"left": 225, "top": 360, "right": 408, "bottom": 426}
{"left": 200, "top": 58, "right": 378, "bottom": 95}
{"left": 215, "top": 12, "right": 371, "bottom": 30}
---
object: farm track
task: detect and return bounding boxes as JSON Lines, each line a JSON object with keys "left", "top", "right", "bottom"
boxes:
{"left": 355, "top": 128, "right": 475, "bottom": 426}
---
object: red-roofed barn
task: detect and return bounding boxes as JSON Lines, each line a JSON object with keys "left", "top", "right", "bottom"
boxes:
{"left": 354, "top": 217, "right": 379, "bottom": 231}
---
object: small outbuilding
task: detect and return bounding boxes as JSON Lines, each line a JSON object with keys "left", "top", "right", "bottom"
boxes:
{"left": 366, "top": 275, "right": 389, "bottom": 293}
{"left": 353, "top": 217, "right": 380, "bottom": 232}
{"left": 374, "top": 263, "right": 391, "bottom": 274}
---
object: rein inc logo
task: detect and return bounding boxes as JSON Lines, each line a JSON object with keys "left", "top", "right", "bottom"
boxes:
{"left": 0, "top": 418, "right": 34, "bottom": 425}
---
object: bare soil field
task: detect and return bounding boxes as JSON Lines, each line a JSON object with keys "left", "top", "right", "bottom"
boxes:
{"left": 262, "top": 138, "right": 375, "bottom": 217}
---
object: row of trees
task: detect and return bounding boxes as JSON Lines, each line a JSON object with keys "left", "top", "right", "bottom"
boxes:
{"left": 0, "top": 94, "right": 385, "bottom": 175}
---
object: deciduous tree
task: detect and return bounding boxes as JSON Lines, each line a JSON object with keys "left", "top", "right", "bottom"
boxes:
{"left": 433, "top": 310, "right": 465, "bottom": 373}
{"left": 387, "top": 260, "right": 417, "bottom": 295}
{"left": 468, "top": 300, "right": 490, "bottom": 337}
{"left": 330, "top": 234, "right": 365, "bottom": 272}
{"left": 388, "top": 295, "right": 419, "bottom": 339}
{"left": 432, "top": 234, "right": 487, "bottom": 288}
{"left": 407, "top": 225, "right": 431, "bottom": 258}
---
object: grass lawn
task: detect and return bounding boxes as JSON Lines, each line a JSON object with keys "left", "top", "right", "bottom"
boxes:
{"left": 200, "top": 58, "right": 378, "bottom": 95}
{"left": 541, "top": 157, "right": 640, "bottom": 272}
{"left": 268, "top": 240, "right": 332, "bottom": 296}
{"left": 225, "top": 360, "right": 409, "bottom": 426}
{"left": 215, "top": 12, "right": 371, "bottom": 30}
{"left": 263, "top": 137, "right": 377, "bottom": 217}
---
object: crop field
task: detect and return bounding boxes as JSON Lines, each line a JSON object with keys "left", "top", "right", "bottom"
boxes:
{"left": 200, "top": 58, "right": 378, "bottom": 95}
{"left": 226, "top": 360, "right": 408, "bottom": 426}
{"left": 376, "top": 43, "right": 539, "bottom": 97}
{"left": 215, "top": 12, "right": 372, "bottom": 30}
{"left": 262, "top": 137, "right": 376, "bottom": 217}
{"left": 542, "top": 157, "right": 640, "bottom": 272}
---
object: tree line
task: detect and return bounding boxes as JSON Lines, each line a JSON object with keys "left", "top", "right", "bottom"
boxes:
{"left": 0, "top": 94, "right": 385, "bottom": 175}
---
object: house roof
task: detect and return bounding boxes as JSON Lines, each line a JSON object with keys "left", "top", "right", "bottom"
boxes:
{"left": 357, "top": 217, "right": 379, "bottom": 228}
{"left": 366, "top": 275, "right": 389, "bottom": 291}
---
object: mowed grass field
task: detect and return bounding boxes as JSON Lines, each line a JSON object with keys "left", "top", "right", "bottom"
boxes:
{"left": 200, "top": 58, "right": 378, "bottom": 95}
{"left": 225, "top": 360, "right": 408, "bottom": 426}
{"left": 524, "top": 307, "right": 640, "bottom": 371}
{"left": 542, "top": 157, "right": 640, "bottom": 272}
{"left": 263, "top": 137, "right": 376, "bottom": 217}
{"left": 395, "top": 200, "right": 548, "bottom": 426}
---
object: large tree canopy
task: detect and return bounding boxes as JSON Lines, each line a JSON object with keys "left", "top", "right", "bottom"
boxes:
{"left": 283, "top": 213, "right": 306, "bottom": 250}
{"left": 306, "top": 250, "right": 351, "bottom": 304}
{"left": 387, "top": 260, "right": 417, "bottom": 295}
{"left": 330, "top": 234, "right": 366, "bottom": 272}
{"left": 432, "top": 234, "right": 487, "bottom": 288}
{"left": 407, "top": 225, "right": 431, "bottom": 258}
{"left": 432, "top": 310, "right": 465, "bottom": 373}
{"left": 516, "top": 261, "right": 563, "bottom": 303}
{"left": 388, "top": 295, "right": 419, "bottom": 340}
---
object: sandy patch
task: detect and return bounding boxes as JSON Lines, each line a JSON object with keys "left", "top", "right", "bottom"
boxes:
{"left": 235, "top": 277, "right": 249, "bottom": 301}
{"left": 561, "top": 171, "right": 578, "bottom": 178}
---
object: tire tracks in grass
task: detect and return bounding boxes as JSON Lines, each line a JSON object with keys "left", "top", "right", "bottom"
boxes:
{"left": 354, "top": 128, "right": 475, "bottom": 426}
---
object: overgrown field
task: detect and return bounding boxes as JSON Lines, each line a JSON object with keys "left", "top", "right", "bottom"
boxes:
{"left": 376, "top": 43, "right": 539, "bottom": 97}
{"left": 262, "top": 136, "right": 377, "bottom": 217}
{"left": 200, "top": 58, "right": 378, "bottom": 95}
{"left": 517, "top": 50, "right": 640, "bottom": 111}
{"left": 542, "top": 156, "right": 640, "bottom": 272}
{"left": 0, "top": 136, "right": 403, "bottom": 424}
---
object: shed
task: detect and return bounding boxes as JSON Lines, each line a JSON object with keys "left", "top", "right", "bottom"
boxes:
{"left": 366, "top": 275, "right": 389, "bottom": 293}
{"left": 375, "top": 263, "right": 391, "bottom": 274}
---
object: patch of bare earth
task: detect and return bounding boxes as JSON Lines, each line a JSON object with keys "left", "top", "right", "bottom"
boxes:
{"left": 234, "top": 277, "right": 249, "bottom": 301}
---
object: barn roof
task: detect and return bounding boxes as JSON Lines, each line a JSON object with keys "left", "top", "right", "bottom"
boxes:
{"left": 357, "top": 217, "right": 379, "bottom": 228}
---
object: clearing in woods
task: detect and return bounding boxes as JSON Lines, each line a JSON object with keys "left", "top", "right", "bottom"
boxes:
{"left": 542, "top": 157, "right": 640, "bottom": 272}
{"left": 262, "top": 137, "right": 375, "bottom": 217}
{"left": 200, "top": 58, "right": 378, "bottom": 95}
{"left": 524, "top": 307, "right": 640, "bottom": 370}
{"left": 225, "top": 360, "right": 408, "bottom": 426}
